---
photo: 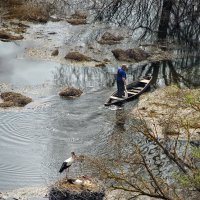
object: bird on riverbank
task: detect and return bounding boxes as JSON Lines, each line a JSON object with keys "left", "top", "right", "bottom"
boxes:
{"left": 66, "top": 176, "right": 94, "bottom": 187}
{"left": 66, "top": 178, "right": 84, "bottom": 185}
{"left": 59, "top": 152, "right": 77, "bottom": 177}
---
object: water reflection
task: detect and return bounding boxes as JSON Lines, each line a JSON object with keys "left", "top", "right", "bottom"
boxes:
{"left": 53, "top": 64, "right": 116, "bottom": 91}
{"left": 129, "top": 48, "right": 200, "bottom": 88}
{"left": 113, "top": 108, "right": 126, "bottom": 133}
{"left": 1, "top": 38, "right": 200, "bottom": 192}
{"left": 106, "top": 107, "right": 126, "bottom": 159}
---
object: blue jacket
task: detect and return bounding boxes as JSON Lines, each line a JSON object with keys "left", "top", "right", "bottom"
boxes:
{"left": 117, "top": 67, "right": 126, "bottom": 81}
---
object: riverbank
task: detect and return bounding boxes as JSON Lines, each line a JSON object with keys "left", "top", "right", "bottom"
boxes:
{"left": 0, "top": 186, "right": 157, "bottom": 200}
{"left": 132, "top": 86, "right": 200, "bottom": 140}
{"left": 0, "top": 1, "right": 199, "bottom": 199}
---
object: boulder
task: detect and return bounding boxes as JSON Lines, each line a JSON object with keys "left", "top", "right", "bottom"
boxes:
{"left": 59, "top": 87, "right": 83, "bottom": 98}
{"left": 65, "top": 52, "right": 92, "bottom": 62}
{"left": 98, "top": 32, "right": 124, "bottom": 45}
{"left": 49, "top": 177, "right": 105, "bottom": 200}
{"left": 112, "top": 48, "right": 150, "bottom": 62}
{"left": 0, "top": 92, "right": 32, "bottom": 107}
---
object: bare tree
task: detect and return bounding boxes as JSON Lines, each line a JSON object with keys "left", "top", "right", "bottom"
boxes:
{"left": 87, "top": 87, "right": 200, "bottom": 199}
{"left": 94, "top": 0, "right": 200, "bottom": 45}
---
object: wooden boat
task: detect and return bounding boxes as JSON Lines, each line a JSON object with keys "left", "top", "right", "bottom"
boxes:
{"left": 104, "top": 75, "right": 152, "bottom": 106}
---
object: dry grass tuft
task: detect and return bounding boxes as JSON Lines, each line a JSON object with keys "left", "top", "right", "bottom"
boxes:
{"left": 112, "top": 48, "right": 149, "bottom": 62}
{"left": 59, "top": 87, "right": 83, "bottom": 98}
{"left": 67, "top": 11, "right": 87, "bottom": 25}
{"left": 98, "top": 32, "right": 124, "bottom": 45}
{"left": 0, "top": 30, "right": 23, "bottom": 40}
{"left": 95, "top": 63, "right": 106, "bottom": 68}
{"left": 0, "top": 92, "right": 32, "bottom": 107}
{"left": 65, "top": 51, "right": 92, "bottom": 62}
{"left": 3, "top": 1, "right": 50, "bottom": 23}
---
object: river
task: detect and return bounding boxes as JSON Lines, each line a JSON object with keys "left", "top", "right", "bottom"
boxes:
{"left": 0, "top": 40, "right": 140, "bottom": 191}
{"left": 0, "top": 17, "right": 200, "bottom": 195}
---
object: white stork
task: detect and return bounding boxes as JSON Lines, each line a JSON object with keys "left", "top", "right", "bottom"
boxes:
{"left": 59, "top": 152, "right": 76, "bottom": 176}
{"left": 66, "top": 176, "right": 92, "bottom": 186}
{"left": 66, "top": 178, "right": 84, "bottom": 185}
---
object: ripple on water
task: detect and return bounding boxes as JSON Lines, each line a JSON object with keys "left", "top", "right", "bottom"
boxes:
{"left": 0, "top": 160, "right": 44, "bottom": 191}
{"left": 0, "top": 112, "right": 39, "bottom": 145}
{"left": 25, "top": 96, "right": 58, "bottom": 112}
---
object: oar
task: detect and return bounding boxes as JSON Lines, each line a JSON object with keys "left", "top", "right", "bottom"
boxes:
{"left": 124, "top": 86, "right": 128, "bottom": 98}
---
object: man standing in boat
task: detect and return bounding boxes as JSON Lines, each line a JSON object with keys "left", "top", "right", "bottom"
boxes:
{"left": 116, "top": 64, "right": 128, "bottom": 98}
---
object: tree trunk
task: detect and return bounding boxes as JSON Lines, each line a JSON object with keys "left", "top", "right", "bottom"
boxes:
{"left": 157, "top": 0, "right": 173, "bottom": 40}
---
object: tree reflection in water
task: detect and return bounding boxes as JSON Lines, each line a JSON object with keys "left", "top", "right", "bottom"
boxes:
{"left": 53, "top": 64, "right": 116, "bottom": 91}
{"left": 129, "top": 48, "right": 200, "bottom": 89}
{"left": 53, "top": 48, "right": 200, "bottom": 92}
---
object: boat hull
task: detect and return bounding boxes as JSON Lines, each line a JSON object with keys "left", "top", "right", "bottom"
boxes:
{"left": 104, "top": 76, "right": 152, "bottom": 106}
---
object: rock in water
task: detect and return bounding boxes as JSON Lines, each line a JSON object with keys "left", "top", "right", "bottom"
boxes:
{"left": 59, "top": 87, "right": 83, "bottom": 98}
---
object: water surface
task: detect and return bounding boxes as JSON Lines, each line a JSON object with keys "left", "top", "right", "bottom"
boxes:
{"left": 0, "top": 40, "right": 200, "bottom": 191}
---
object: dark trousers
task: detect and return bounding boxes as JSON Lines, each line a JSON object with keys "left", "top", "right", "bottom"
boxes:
{"left": 117, "top": 80, "right": 125, "bottom": 97}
